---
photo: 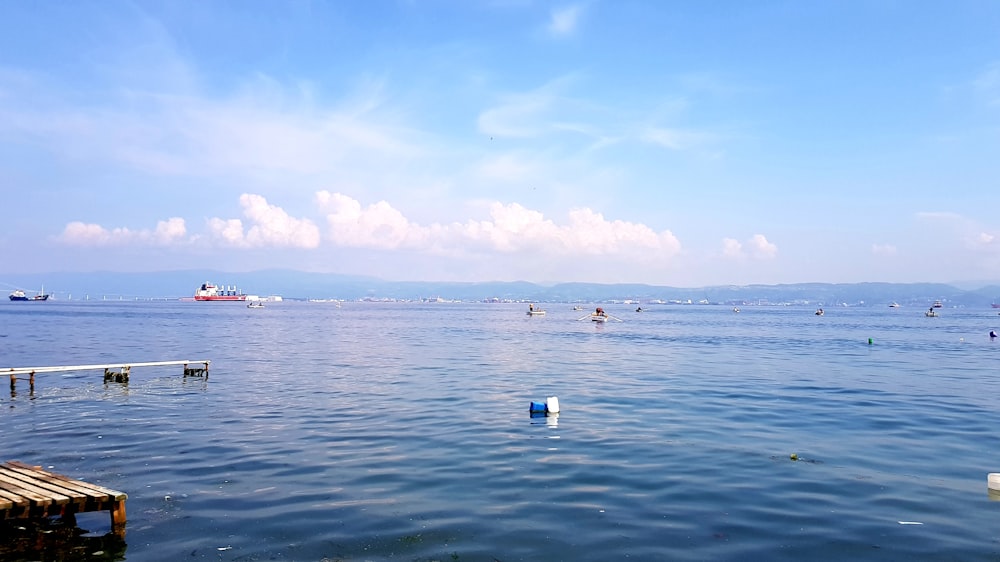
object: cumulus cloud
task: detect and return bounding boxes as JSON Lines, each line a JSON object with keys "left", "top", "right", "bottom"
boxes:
{"left": 747, "top": 234, "right": 777, "bottom": 258}
{"left": 316, "top": 192, "right": 681, "bottom": 257}
{"left": 58, "top": 191, "right": 684, "bottom": 266}
{"left": 549, "top": 5, "right": 582, "bottom": 36}
{"left": 317, "top": 191, "right": 425, "bottom": 249}
{"left": 59, "top": 218, "right": 187, "bottom": 246}
{"left": 721, "top": 237, "right": 743, "bottom": 258}
{"left": 208, "top": 194, "right": 320, "bottom": 248}
{"left": 721, "top": 234, "right": 777, "bottom": 259}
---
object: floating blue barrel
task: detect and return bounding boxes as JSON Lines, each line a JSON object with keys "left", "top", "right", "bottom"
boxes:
{"left": 529, "top": 401, "right": 547, "bottom": 413}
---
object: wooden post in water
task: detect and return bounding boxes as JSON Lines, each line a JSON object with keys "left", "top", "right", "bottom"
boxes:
{"left": 182, "top": 361, "right": 210, "bottom": 379}
{"left": 5, "top": 360, "right": 211, "bottom": 390}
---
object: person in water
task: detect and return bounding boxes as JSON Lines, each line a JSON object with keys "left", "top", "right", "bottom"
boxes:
{"left": 991, "top": 330, "right": 997, "bottom": 340}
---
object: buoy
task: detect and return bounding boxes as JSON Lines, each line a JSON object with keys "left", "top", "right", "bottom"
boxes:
{"left": 868, "top": 338, "right": 873, "bottom": 345}
{"left": 546, "top": 396, "right": 560, "bottom": 414}
{"left": 989, "top": 473, "right": 1000, "bottom": 491}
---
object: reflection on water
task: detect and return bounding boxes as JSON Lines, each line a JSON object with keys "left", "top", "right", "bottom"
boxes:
{"left": 3, "top": 301, "right": 1000, "bottom": 560}
{"left": 0, "top": 518, "right": 126, "bottom": 561}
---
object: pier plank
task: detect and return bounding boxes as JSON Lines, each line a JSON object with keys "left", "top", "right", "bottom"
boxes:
{"left": 0, "top": 461, "right": 127, "bottom": 536}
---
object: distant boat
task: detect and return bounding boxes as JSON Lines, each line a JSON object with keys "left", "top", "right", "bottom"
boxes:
{"left": 194, "top": 282, "right": 247, "bottom": 302}
{"left": 527, "top": 304, "right": 545, "bottom": 316}
{"left": 733, "top": 307, "right": 740, "bottom": 313}
{"left": 889, "top": 302, "right": 900, "bottom": 308}
{"left": 247, "top": 301, "right": 264, "bottom": 309}
{"left": 9, "top": 287, "right": 49, "bottom": 301}
{"left": 815, "top": 308, "right": 824, "bottom": 316}
{"left": 578, "top": 307, "right": 615, "bottom": 322}
{"left": 933, "top": 300, "right": 943, "bottom": 308}
{"left": 925, "top": 310, "right": 939, "bottom": 317}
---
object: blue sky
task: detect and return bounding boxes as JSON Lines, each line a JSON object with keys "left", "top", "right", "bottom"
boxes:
{"left": 1, "top": 1, "right": 998, "bottom": 286}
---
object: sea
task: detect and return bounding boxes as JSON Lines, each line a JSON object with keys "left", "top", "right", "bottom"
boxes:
{"left": 2, "top": 300, "right": 1000, "bottom": 561}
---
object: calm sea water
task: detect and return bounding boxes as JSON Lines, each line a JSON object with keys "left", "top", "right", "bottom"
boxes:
{"left": 3, "top": 300, "right": 1000, "bottom": 561}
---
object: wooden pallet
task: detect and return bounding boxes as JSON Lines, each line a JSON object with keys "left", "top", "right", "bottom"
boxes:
{"left": 0, "top": 461, "right": 127, "bottom": 537}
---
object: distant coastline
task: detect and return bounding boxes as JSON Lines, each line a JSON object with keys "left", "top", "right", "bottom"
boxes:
{"left": 3, "top": 270, "right": 1000, "bottom": 308}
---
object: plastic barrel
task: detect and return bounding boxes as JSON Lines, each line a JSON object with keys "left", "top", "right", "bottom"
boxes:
{"left": 546, "top": 396, "right": 560, "bottom": 413}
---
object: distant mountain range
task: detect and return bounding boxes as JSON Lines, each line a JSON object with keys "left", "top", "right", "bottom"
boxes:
{"left": 4, "top": 270, "right": 1000, "bottom": 308}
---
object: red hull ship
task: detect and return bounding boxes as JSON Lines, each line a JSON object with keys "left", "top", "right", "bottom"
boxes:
{"left": 194, "top": 282, "right": 247, "bottom": 301}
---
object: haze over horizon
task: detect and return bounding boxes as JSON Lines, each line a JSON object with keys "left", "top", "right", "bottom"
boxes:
{"left": 2, "top": 3, "right": 998, "bottom": 287}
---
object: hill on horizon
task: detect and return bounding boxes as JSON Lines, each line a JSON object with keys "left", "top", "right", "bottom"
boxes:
{"left": 3, "top": 270, "right": 1000, "bottom": 308}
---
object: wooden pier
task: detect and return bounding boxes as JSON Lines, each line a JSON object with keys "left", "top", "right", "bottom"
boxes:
{"left": 4, "top": 360, "right": 211, "bottom": 391}
{"left": 0, "top": 461, "right": 127, "bottom": 537}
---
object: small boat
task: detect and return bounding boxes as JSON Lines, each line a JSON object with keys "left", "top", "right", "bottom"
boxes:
{"left": 572, "top": 306, "right": 583, "bottom": 311}
{"left": 889, "top": 302, "right": 900, "bottom": 308}
{"left": 527, "top": 304, "right": 545, "bottom": 316}
{"left": 815, "top": 308, "right": 824, "bottom": 316}
{"left": 591, "top": 313, "right": 609, "bottom": 323}
{"left": 925, "top": 309, "right": 938, "bottom": 317}
{"left": 733, "top": 307, "right": 740, "bottom": 313}
{"left": 933, "top": 300, "right": 943, "bottom": 308}
{"left": 247, "top": 301, "right": 264, "bottom": 308}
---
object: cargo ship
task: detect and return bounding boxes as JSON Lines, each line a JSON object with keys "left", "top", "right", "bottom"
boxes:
{"left": 193, "top": 282, "right": 247, "bottom": 301}
{"left": 9, "top": 287, "right": 50, "bottom": 301}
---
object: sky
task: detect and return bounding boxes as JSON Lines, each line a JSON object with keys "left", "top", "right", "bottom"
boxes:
{"left": 1, "top": 1, "right": 999, "bottom": 287}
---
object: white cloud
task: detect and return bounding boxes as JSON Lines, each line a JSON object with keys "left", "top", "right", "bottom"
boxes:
{"left": 58, "top": 218, "right": 187, "bottom": 246}
{"left": 721, "top": 234, "right": 777, "bottom": 259}
{"left": 721, "top": 237, "right": 742, "bottom": 258}
{"left": 0, "top": 66, "right": 423, "bottom": 184}
{"left": 317, "top": 191, "right": 425, "bottom": 249}
{"left": 475, "top": 76, "right": 597, "bottom": 140}
{"left": 477, "top": 91, "right": 555, "bottom": 138}
{"left": 57, "top": 191, "right": 684, "bottom": 268}
{"left": 973, "top": 61, "right": 1000, "bottom": 106}
{"left": 549, "top": 5, "right": 582, "bottom": 36}
{"left": 642, "top": 127, "right": 715, "bottom": 151}
{"left": 317, "top": 192, "right": 681, "bottom": 258}
{"left": 208, "top": 194, "right": 320, "bottom": 248}
{"left": 872, "top": 243, "right": 897, "bottom": 256}
{"left": 916, "top": 211, "right": 962, "bottom": 221}
{"left": 747, "top": 234, "right": 777, "bottom": 258}
{"left": 476, "top": 153, "right": 538, "bottom": 182}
